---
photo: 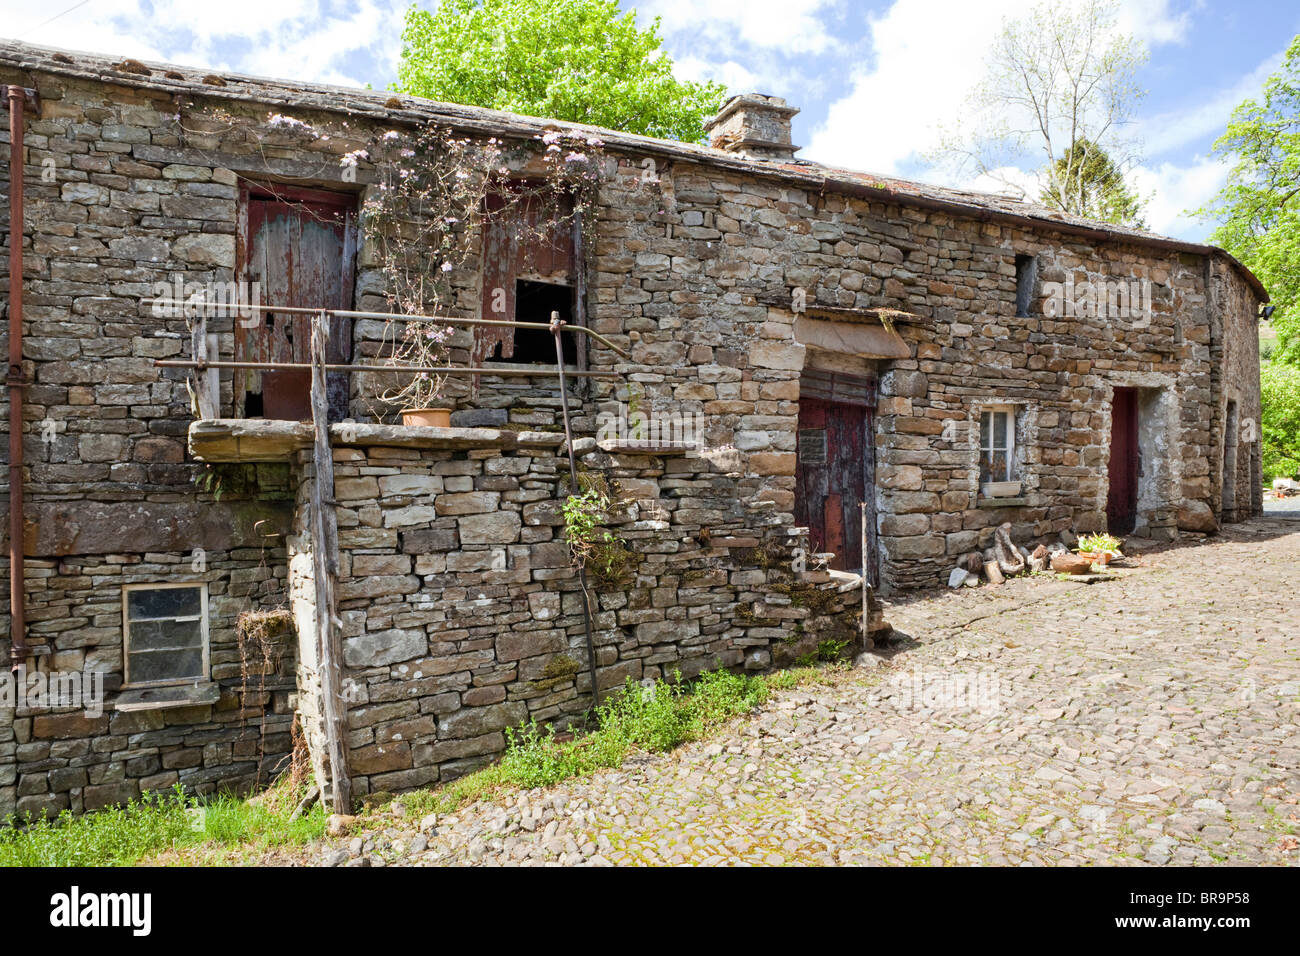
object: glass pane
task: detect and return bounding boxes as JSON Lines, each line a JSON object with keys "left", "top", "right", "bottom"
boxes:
{"left": 980, "top": 412, "right": 990, "bottom": 449}
{"left": 989, "top": 451, "right": 1008, "bottom": 482}
{"left": 129, "top": 648, "right": 204, "bottom": 684}
{"left": 979, "top": 451, "right": 993, "bottom": 484}
{"left": 128, "top": 618, "right": 202, "bottom": 652}
{"left": 127, "top": 587, "right": 201, "bottom": 621}
{"left": 993, "top": 411, "right": 1008, "bottom": 449}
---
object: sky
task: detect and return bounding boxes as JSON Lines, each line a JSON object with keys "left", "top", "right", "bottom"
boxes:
{"left": 2, "top": 0, "right": 1298, "bottom": 242}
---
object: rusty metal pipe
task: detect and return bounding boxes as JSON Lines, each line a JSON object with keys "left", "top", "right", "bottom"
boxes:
{"left": 152, "top": 358, "right": 620, "bottom": 378}
{"left": 138, "top": 300, "right": 634, "bottom": 360}
{"left": 7, "top": 86, "right": 26, "bottom": 668}
{"left": 551, "top": 312, "right": 599, "bottom": 711}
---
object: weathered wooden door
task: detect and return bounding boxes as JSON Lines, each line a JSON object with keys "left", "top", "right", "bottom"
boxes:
{"left": 1108, "top": 386, "right": 1139, "bottom": 533}
{"left": 795, "top": 373, "right": 876, "bottom": 584}
{"left": 237, "top": 184, "right": 356, "bottom": 421}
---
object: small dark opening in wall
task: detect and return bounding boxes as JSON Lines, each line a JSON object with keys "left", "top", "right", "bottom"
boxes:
{"left": 491, "top": 279, "right": 577, "bottom": 365}
{"left": 1015, "top": 254, "right": 1037, "bottom": 317}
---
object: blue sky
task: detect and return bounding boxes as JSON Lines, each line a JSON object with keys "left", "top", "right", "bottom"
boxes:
{"left": 3, "top": 0, "right": 1298, "bottom": 241}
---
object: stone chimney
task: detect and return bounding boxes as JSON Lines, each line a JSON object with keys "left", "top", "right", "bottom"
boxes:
{"left": 704, "top": 94, "right": 800, "bottom": 161}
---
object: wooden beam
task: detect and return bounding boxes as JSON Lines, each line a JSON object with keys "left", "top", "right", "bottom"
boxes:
{"left": 309, "top": 310, "right": 351, "bottom": 814}
{"left": 191, "top": 313, "right": 218, "bottom": 419}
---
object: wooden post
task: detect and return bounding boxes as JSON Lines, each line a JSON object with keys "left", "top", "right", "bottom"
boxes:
{"left": 191, "top": 311, "right": 218, "bottom": 419}
{"left": 309, "top": 310, "right": 351, "bottom": 813}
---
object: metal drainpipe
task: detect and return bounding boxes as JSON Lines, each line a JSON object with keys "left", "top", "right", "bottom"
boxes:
{"left": 7, "top": 85, "right": 27, "bottom": 670}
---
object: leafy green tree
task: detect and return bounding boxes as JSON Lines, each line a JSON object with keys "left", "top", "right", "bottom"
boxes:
{"left": 1199, "top": 35, "right": 1300, "bottom": 364}
{"left": 1261, "top": 361, "right": 1300, "bottom": 480}
{"left": 395, "top": 0, "right": 728, "bottom": 143}
{"left": 1040, "top": 138, "right": 1147, "bottom": 228}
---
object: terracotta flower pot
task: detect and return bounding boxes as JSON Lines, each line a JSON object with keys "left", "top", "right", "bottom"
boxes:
{"left": 401, "top": 407, "right": 452, "bottom": 428}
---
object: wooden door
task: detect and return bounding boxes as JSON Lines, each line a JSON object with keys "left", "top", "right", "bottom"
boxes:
{"left": 1108, "top": 387, "right": 1139, "bottom": 533}
{"left": 237, "top": 184, "right": 356, "bottom": 421}
{"left": 795, "top": 396, "right": 875, "bottom": 581}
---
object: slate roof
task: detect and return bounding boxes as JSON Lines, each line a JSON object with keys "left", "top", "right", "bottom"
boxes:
{"left": 0, "top": 39, "right": 1267, "bottom": 300}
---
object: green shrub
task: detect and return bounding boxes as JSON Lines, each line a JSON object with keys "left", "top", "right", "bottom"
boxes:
{"left": 0, "top": 778, "right": 326, "bottom": 867}
{"left": 1262, "top": 360, "right": 1300, "bottom": 481}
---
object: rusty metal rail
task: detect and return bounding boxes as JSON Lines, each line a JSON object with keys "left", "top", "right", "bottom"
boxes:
{"left": 141, "top": 300, "right": 634, "bottom": 361}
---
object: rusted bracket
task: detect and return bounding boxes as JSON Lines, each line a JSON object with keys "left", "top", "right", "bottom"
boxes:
{"left": 0, "top": 85, "right": 41, "bottom": 116}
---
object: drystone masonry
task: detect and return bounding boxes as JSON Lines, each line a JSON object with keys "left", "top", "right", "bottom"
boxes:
{"left": 0, "top": 41, "right": 1264, "bottom": 813}
{"left": 281, "top": 425, "right": 867, "bottom": 796}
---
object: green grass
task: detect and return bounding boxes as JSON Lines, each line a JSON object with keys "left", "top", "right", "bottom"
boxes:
{"left": 404, "top": 664, "right": 841, "bottom": 818}
{"left": 0, "top": 778, "right": 327, "bottom": 867}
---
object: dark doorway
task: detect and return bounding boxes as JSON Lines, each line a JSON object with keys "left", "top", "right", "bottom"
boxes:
{"left": 794, "top": 377, "right": 876, "bottom": 584}
{"left": 1222, "top": 399, "right": 1239, "bottom": 521}
{"left": 1108, "top": 386, "right": 1139, "bottom": 533}
{"left": 237, "top": 184, "right": 357, "bottom": 421}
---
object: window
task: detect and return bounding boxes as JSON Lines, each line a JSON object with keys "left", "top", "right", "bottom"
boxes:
{"left": 979, "top": 407, "right": 1017, "bottom": 483}
{"left": 489, "top": 280, "right": 578, "bottom": 365}
{"left": 1015, "top": 254, "right": 1037, "bottom": 317}
{"left": 123, "top": 584, "right": 209, "bottom": 686}
{"left": 476, "top": 188, "right": 583, "bottom": 367}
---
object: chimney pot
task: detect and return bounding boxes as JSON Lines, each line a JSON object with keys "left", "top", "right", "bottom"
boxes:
{"left": 704, "top": 93, "right": 800, "bottom": 161}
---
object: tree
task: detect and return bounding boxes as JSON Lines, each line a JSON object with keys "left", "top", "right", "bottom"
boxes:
{"left": 1198, "top": 35, "right": 1300, "bottom": 365}
{"left": 1261, "top": 361, "right": 1300, "bottom": 480}
{"left": 1040, "top": 138, "right": 1147, "bottom": 228}
{"left": 937, "top": 0, "right": 1149, "bottom": 228}
{"left": 395, "top": 0, "right": 728, "bottom": 144}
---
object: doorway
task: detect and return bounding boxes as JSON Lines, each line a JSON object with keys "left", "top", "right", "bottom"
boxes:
{"left": 1108, "top": 386, "right": 1139, "bottom": 534}
{"left": 237, "top": 184, "right": 357, "bottom": 421}
{"left": 794, "top": 369, "right": 877, "bottom": 585}
{"left": 1222, "top": 400, "right": 1239, "bottom": 521}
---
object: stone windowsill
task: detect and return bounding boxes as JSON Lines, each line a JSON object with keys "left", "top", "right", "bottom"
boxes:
{"left": 114, "top": 681, "right": 221, "bottom": 712}
{"left": 977, "top": 496, "right": 1031, "bottom": 508}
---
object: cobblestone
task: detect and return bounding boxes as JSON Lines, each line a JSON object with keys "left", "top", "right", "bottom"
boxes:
{"left": 286, "top": 517, "right": 1300, "bottom": 866}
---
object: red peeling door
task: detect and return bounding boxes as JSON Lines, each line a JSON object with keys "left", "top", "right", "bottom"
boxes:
{"left": 1108, "top": 387, "right": 1139, "bottom": 534}
{"left": 237, "top": 184, "right": 357, "bottom": 421}
{"left": 795, "top": 393, "right": 876, "bottom": 583}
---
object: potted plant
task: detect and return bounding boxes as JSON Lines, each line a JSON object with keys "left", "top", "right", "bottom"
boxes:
{"left": 380, "top": 319, "right": 454, "bottom": 427}
{"left": 1076, "top": 532, "right": 1123, "bottom": 567}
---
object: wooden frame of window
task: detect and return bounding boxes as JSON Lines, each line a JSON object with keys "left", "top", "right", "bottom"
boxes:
{"left": 121, "top": 583, "right": 210, "bottom": 688}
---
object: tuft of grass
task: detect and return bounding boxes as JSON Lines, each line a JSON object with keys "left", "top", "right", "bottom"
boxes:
{"left": 403, "top": 664, "right": 839, "bottom": 820}
{"left": 0, "top": 776, "right": 326, "bottom": 867}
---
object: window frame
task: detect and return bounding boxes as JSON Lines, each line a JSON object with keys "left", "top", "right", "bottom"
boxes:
{"left": 979, "top": 405, "right": 1018, "bottom": 485}
{"left": 121, "top": 582, "right": 210, "bottom": 689}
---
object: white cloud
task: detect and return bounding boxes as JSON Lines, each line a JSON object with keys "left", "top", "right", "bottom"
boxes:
{"left": 1130, "top": 155, "right": 1228, "bottom": 238}
{"left": 1, "top": 0, "right": 404, "bottom": 90}
{"left": 803, "top": 0, "right": 1196, "bottom": 176}
{"left": 639, "top": 0, "right": 841, "bottom": 56}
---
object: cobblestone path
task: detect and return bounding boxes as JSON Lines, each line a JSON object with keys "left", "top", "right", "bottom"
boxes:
{"left": 296, "top": 516, "right": 1300, "bottom": 866}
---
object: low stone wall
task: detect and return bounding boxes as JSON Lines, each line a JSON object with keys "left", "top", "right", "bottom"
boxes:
{"left": 286, "top": 430, "right": 881, "bottom": 797}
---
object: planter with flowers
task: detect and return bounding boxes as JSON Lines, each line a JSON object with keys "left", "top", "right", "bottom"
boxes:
{"left": 1075, "top": 532, "right": 1124, "bottom": 568}
{"left": 380, "top": 318, "right": 455, "bottom": 427}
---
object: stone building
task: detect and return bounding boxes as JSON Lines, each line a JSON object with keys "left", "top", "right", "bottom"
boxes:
{"left": 0, "top": 42, "right": 1264, "bottom": 817}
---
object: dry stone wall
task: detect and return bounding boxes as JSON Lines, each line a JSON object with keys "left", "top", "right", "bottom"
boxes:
{"left": 287, "top": 429, "right": 868, "bottom": 795}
